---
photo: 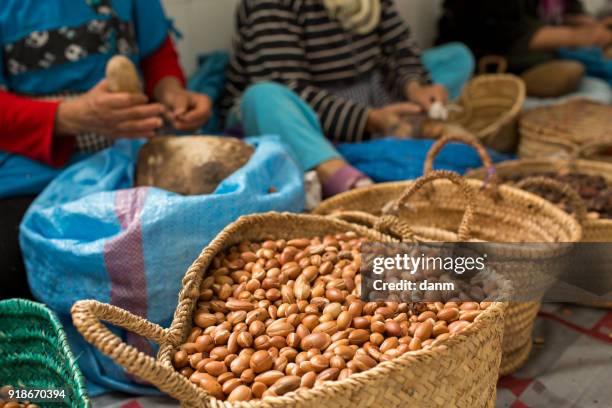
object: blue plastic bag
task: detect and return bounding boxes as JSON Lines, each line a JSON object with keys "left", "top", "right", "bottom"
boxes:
{"left": 0, "top": 152, "right": 89, "bottom": 199}
{"left": 338, "top": 138, "right": 512, "bottom": 182}
{"left": 20, "top": 136, "right": 304, "bottom": 395}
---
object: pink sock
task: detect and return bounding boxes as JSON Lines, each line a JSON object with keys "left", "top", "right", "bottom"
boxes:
{"left": 322, "top": 166, "right": 372, "bottom": 198}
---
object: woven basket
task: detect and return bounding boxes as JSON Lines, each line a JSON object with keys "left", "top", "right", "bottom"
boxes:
{"left": 447, "top": 74, "right": 526, "bottom": 153}
{"left": 467, "top": 157, "right": 612, "bottom": 309}
{"left": 466, "top": 157, "right": 612, "bottom": 244}
{"left": 519, "top": 100, "right": 612, "bottom": 159}
{"left": 314, "top": 143, "right": 582, "bottom": 376}
{"left": 0, "top": 299, "right": 90, "bottom": 408}
{"left": 71, "top": 212, "right": 507, "bottom": 408}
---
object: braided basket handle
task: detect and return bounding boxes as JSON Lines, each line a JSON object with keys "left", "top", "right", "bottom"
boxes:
{"left": 71, "top": 300, "right": 204, "bottom": 405}
{"left": 395, "top": 170, "right": 476, "bottom": 242}
{"left": 515, "top": 176, "right": 588, "bottom": 226}
{"left": 572, "top": 139, "right": 612, "bottom": 161}
{"left": 478, "top": 55, "right": 508, "bottom": 74}
{"left": 327, "top": 211, "right": 417, "bottom": 243}
{"left": 423, "top": 133, "right": 498, "bottom": 188}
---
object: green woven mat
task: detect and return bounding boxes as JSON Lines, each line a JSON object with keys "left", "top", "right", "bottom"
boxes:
{"left": 0, "top": 299, "right": 90, "bottom": 408}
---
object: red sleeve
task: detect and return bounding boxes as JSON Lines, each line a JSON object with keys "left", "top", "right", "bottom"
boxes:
{"left": 140, "top": 36, "right": 186, "bottom": 97}
{"left": 0, "top": 91, "right": 74, "bottom": 167}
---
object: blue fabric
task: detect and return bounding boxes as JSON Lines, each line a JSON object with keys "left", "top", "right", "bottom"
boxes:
{"left": 423, "top": 42, "right": 475, "bottom": 100}
{"left": 19, "top": 136, "right": 304, "bottom": 395}
{"left": 0, "top": 0, "right": 170, "bottom": 93}
{"left": 239, "top": 82, "right": 341, "bottom": 171}
{"left": 557, "top": 47, "right": 612, "bottom": 85}
{"left": 188, "top": 50, "right": 230, "bottom": 134}
{"left": 338, "top": 138, "right": 512, "bottom": 182}
{"left": 0, "top": 152, "right": 89, "bottom": 199}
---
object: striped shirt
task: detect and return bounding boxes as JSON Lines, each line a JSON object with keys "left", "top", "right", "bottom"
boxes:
{"left": 223, "top": 0, "right": 431, "bottom": 142}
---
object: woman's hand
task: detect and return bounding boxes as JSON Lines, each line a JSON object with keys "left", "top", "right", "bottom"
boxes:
{"left": 406, "top": 82, "right": 448, "bottom": 111}
{"left": 56, "top": 79, "right": 165, "bottom": 138}
{"left": 366, "top": 102, "right": 423, "bottom": 137}
{"left": 154, "top": 77, "right": 213, "bottom": 132}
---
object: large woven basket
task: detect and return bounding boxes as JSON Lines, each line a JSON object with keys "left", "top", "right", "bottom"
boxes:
{"left": 468, "top": 156, "right": 612, "bottom": 309}
{"left": 0, "top": 299, "right": 90, "bottom": 407}
{"left": 519, "top": 99, "right": 612, "bottom": 159}
{"left": 447, "top": 74, "right": 526, "bottom": 153}
{"left": 72, "top": 212, "right": 507, "bottom": 408}
{"left": 314, "top": 145, "right": 582, "bottom": 376}
{"left": 466, "top": 157, "right": 612, "bottom": 244}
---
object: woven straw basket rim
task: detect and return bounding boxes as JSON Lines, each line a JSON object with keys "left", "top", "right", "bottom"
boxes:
{"left": 519, "top": 100, "right": 612, "bottom": 159}
{"left": 454, "top": 73, "right": 525, "bottom": 139}
{"left": 466, "top": 157, "right": 612, "bottom": 238}
{"left": 72, "top": 211, "right": 507, "bottom": 408}
{"left": 315, "top": 179, "right": 581, "bottom": 243}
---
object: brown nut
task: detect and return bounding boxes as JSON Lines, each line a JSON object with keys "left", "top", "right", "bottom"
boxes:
{"left": 199, "top": 377, "right": 224, "bottom": 399}
{"left": 204, "top": 361, "right": 226, "bottom": 377}
{"left": 228, "top": 385, "right": 252, "bottom": 402}
{"left": 194, "top": 312, "right": 217, "bottom": 328}
{"left": 267, "top": 320, "right": 294, "bottom": 337}
{"left": 348, "top": 329, "right": 369, "bottom": 345}
{"left": 250, "top": 350, "right": 274, "bottom": 373}
{"left": 301, "top": 371, "right": 317, "bottom": 388}
{"left": 269, "top": 375, "right": 301, "bottom": 396}
{"left": 251, "top": 381, "right": 267, "bottom": 398}
{"left": 252, "top": 370, "right": 284, "bottom": 387}
{"left": 301, "top": 333, "right": 332, "bottom": 350}
{"left": 222, "top": 378, "right": 243, "bottom": 395}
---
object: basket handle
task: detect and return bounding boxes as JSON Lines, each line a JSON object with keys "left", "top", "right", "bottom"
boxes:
{"left": 423, "top": 133, "right": 498, "bottom": 189}
{"left": 395, "top": 170, "right": 476, "bottom": 241}
{"left": 478, "top": 55, "right": 508, "bottom": 74}
{"left": 514, "top": 176, "right": 588, "bottom": 226}
{"left": 327, "top": 211, "right": 417, "bottom": 243}
{"left": 71, "top": 300, "right": 204, "bottom": 405}
{"left": 572, "top": 139, "right": 612, "bottom": 161}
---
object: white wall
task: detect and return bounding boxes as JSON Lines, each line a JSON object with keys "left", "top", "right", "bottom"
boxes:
{"left": 162, "top": 0, "right": 606, "bottom": 75}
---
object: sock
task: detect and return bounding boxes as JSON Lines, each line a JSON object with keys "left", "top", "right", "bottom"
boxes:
{"left": 322, "top": 165, "right": 372, "bottom": 198}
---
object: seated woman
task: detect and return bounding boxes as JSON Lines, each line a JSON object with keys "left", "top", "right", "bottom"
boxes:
{"left": 437, "top": 0, "right": 612, "bottom": 75}
{"left": 223, "top": 0, "right": 470, "bottom": 198}
{"left": 0, "top": 0, "right": 211, "bottom": 298}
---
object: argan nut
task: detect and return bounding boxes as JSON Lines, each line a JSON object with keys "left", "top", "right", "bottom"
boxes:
{"left": 348, "top": 329, "right": 369, "bottom": 345}
{"left": 254, "top": 370, "right": 284, "bottom": 386}
{"left": 194, "top": 312, "right": 217, "bottom": 328}
{"left": 199, "top": 377, "right": 223, "bottom": 399}
{"left": 228, "top": 385, "right": 252, "bottom": 402}
{"left": 222, "top": 378, "right": 243, "bottom": 395}
{"left": 251, "top": 381, "right": 267, "bottom": 398}
{"left": 301, "top": 332, "right": 331, "bottom": 350}
{"left": 205, "top": 360, "right": 227, "bottom": 376}
{"left": 250, "top": 350, "right": 274, "bottom": 373}
{"left": 269, "top": 375, "right": 301, "bottom": 395}
{"left": 172, "top": 350, "right": 188, "bottom": 368}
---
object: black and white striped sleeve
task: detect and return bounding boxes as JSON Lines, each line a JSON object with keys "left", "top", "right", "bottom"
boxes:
{"left": 229, "top": 0, "right": 371, "bottom": 142}
{"left": 378, "top": 0, "right": 431, "bottom": 99}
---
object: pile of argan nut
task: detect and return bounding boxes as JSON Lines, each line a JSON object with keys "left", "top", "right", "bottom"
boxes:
{"left": 172, "top": 232, "right": 490, "bottom": 402}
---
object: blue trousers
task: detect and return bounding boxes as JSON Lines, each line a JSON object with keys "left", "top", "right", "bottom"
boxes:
{"left": 240, "top": 42, "right": 474, "bottom": 170}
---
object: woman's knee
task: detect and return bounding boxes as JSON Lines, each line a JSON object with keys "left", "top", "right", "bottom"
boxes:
{"left": 241, "top": 81, "right": 294, "bottom": 110}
